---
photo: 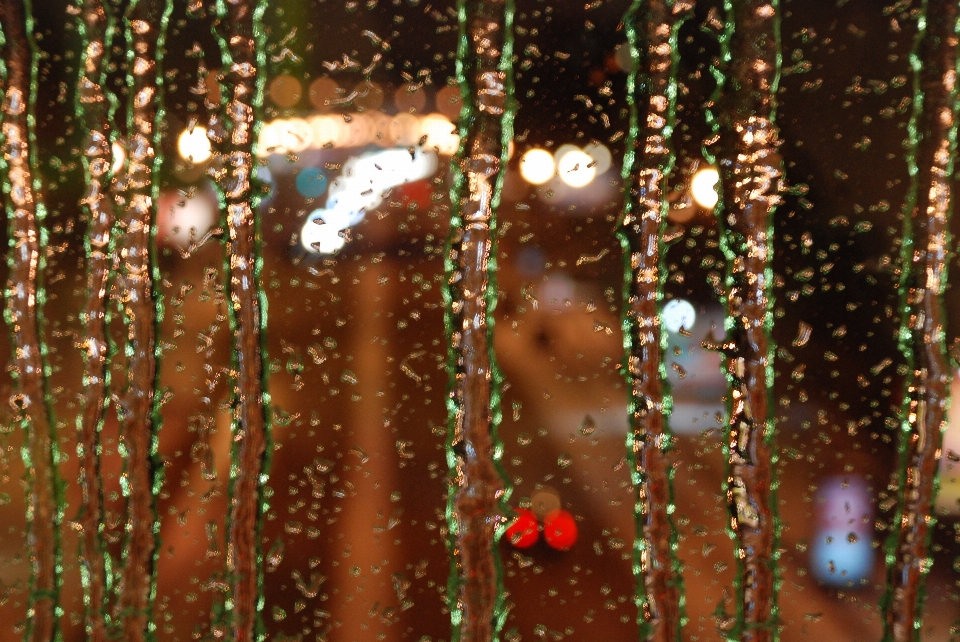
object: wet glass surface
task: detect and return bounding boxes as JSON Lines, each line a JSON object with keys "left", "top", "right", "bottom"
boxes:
{"left": 1, "top": 0, "right": 960, "bottom": 641}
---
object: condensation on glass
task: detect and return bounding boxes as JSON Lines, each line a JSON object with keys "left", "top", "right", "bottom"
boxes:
{"left": 0, "top": 1, "right": 959, "bottom": 641}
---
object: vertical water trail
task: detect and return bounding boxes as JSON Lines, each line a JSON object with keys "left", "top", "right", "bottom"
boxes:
{"left": 0, "top": 2, "right": 61, "bottom": 640}
{"left": 712, "top": 1, "right": 783, "bottom": 640}
{"left": 75, "top": 1, "right": 117, "bottom": 638}
{"left": 213, "top": 0, "right": 271, "bottom": 639}
{"left": 882, "top": 2, "right": 958, "bottom": 639}
{"left": 618, "top": 1, "right": 689, "bottom": 639}
{"left": 443, "top": 0, "right": 514, "bottom": 639}
{"left": 113, "top": 1, "right": 170, "bottom": 639}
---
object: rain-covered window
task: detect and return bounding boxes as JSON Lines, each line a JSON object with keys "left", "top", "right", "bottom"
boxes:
{"left": 1, "top": 1, "right": 960, "bottom": 641}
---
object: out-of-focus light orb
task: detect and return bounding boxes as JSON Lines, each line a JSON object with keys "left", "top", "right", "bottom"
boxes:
{"left": 111, "top": 141, "right": 126, "bottom": 174}
{"left": 420, "top": 114, "right": 459, "bottom": 155}
{"left": 556, "top": 148, "right": 596, "bottom": 188}
{"left": 519, "top": 148, "right": 555, "bottom": 185}
{"left": 809, "top": 528, "right": 873, "bottom": 587}
{"left": 308, "top": 77, "right": 339, "bottom": 112}
{"left": 691, "top": 166, "right": 720, "bottom": 209}
{"left": 809, "top": 477, "right": 874, "bottom": 587}
{"left": 342, "top": 112, "right": 373, "bottom": 147}
{"left": 436, "top": 85, "right": 463, "bottom": 120}
{"left": 368, "top": 111, "right": 392, "bottom": 147}
{"left": 354, "top": 81, "right": 385, "bottom": 110}
{"left": 554, "top": 144, "right": 579, "bottom": 163}
{"left": 256, "top": 165, "right": 275, "bottom": 201}
{"left": 394, "top": 85, "right": 427, "bottom": 113}
{"left": 582, "top": 142, "right": 612, "bottom": 175}
{"left": 308, "top": 115, "right": 346, "bottom": 149}
{"left": 278, "top": 118, "right": 313, "bottom": 152}
{"left": 157, "top": 183, "right": 218, "bottom": 248}
{"left": 177, "top": 126, "right": 212, "bottom": 164}
{"left": 257, "top": 120, "right": 283, "bottom": 156}
{"left": 204, "top": 72, "right": 222, "bottom": 104}
{"left": 296, "top": 167, "right": 328, "bottom": 199}
{"left": 663, "top": 298, "right": 696, "bottom": 333}
{"left": 390, "top": 113, "right": 421, "bottom": 147}
{"left": 268, "top": 74, "right": 302, "bottom": 108}
{"left": 301, "top": 209, "right": 350, "bottom": 254}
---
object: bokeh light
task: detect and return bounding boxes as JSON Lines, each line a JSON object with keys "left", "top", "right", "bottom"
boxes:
{"left": 268, "top": 74, "right": 302, "bottom": 108}
{"left": 390, "top": 113, "right": 421, "bottom": 147}
{"left": 691, "top": 166, "right": 720, "bottom": 209}
{"left": 354, "top": 81, "right": 384, "bottom": 110}
{"left": 342, "top": 112, "right": 373, "bottom": 147}
{"left": 257, "top": 120, "right": 283, "bottom": 156}
{"left": 582, "top": 142, "right": 611, "bottom": 175}
{"left": 420, "top": 114, "right": 459, "bottom": 155}
{"left": 556, "top": 148, "right": 596, "bottom": 188}
{"left": 296, "top": 167, "right": 329, "bottom": 199}
{"left": 308, "top": 77, "right": 339, "bottom": 112}
{"left": 157, "top": 183, "right": 218, "bottom": 248}
{"left": 278, "top": 118, "right": 313, "bottom": 152}
{"left": 519, "top": 148, "right": 555, "bottom": 185}
{"left": 308, "top": 114, "right": 347, "bottom": 149}
{"left": 111, "top": 141, "right": 126, "bottom": 174}
{"left": 394, "top": 85, "right": 427, "bottom": 113}
{"left": 663, "top": 298, "right": 696, "bottom": 333}
{"left": 435, "top": 85, "right": 463, "bottom": 120}
{"left": 301, "top": 209, "right": 352, "bottom": 255}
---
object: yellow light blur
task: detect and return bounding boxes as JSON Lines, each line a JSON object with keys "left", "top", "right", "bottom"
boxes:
{"left": 519, "top": 148, "right": 554, "bottom": 185}
{"left": 390, "top": 113, "right": 421, "bottom": 147}
{"left": 583, "top": 142, "right": 612, "bottom": 175}
{"left": 342, "top": 112, "right": 373, "bottom": 147}
{"left": 420, "top": 114, "right": 459, "bottom": 155}
{"left": 257, "top": 120, "right": 282, "bottom": 157}
{"left": 177, "top": 126, "right": 212, "bottom": 164}
{"left": 691, "top": 166, "right": 720, "bottom": 209}
{"left": 308, "top": 115, "right": 347, "bottom": 149}
{"left": 556, "top": 148, "right": 596, "bottom": 188}
{"left": 368, "top": 111, "right": 392, "bottom": 147}
{"left": 111, "top": 141, "right": 126, "bottom": 174}
{"left": 279, "top": 118, "right": 313, "bottom": 152}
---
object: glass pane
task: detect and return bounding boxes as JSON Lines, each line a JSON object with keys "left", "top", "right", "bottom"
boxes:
{"left": 1, "top": 0, "right": 959, "bottom": 641}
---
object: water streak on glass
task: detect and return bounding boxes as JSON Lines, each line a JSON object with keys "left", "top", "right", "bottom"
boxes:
{"left": 619, "top": 1, "right": 689, "bottom": 639}
{"left": 0, "top": 1, "right": 61, "bottom": 639}
{"left": 113, "top": 1, "right": 170, "bottom": 638}
{"left": 443, "top": 0, "right": 514, "bottom": 639}
{"left": 882, "top": 2, "right": 958, "bottom": 639}
{"left": 75, "top": 0, "right": 118, "bottom": 638}
{"left": 712, "top": 1, "right": 783, "bottom": 639}
{"left": 212, "top": 0, "right": 271, "bottom": 638}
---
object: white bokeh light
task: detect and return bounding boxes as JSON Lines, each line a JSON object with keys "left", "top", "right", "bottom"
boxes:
{"left": 256, "top": 120, "right": 283, "bottom": 156}
{"left": 301, "top": 209, "right": 350, "bottom": 254}
{"left": 278, "top": 118, "right": 313, "bottom": 152}
{"left": 302, "top": 148, "right": 439, "bottom": 254}
{"left": 111, "top": 141, "right": 126, "bottom": 174}
{"left": 582, "top": 142, "right": 612, "bottom": 175}
{"left": 519, "top": 148, "right": 555, "bottom": 185}
{"left": 556, "top": 148, "right": 596, "bottom": 188}
{"left": 157, "top": 184, "right": 218, "bottom": 248}
{"left": 177, "top": 126, "right": 212, "bottom": 164}
{"left": 420, "top": 114, "right": 460, "bottom": 155}
{"left": 691, "top": 166, "right": 720, "bottom": 209}
{"left": 663, "top": 298, "right": 696, "bottom": 333}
